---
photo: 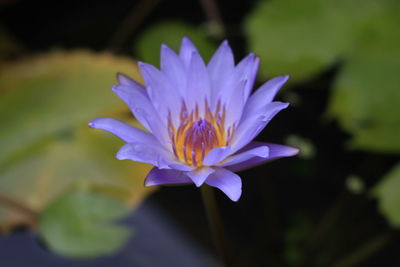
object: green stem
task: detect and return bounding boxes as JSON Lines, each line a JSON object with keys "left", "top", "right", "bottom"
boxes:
{"left": 200, "top": 185, "right": 234, "bottom": 267}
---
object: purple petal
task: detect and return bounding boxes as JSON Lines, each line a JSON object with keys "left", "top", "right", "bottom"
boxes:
{"left": 203, "top": 146, "right": 231, "bottom": 166}
{"left": 224, "top": 79, "right": 248, "bottom": 127}
{"left": 168, "top": 163, "right": 194, "bottom": 171}
{"left": 179, "top": 37, "right": 199, "bottom": 68}
{"left": 186, "top": 50, "right": 211, "bottom": 113}
{"left": 116, "top": 72, "right": 140, "bottom": 87}
{"left": 205, "top": 167, "right": 242, "bottom": 202}
{"left": 232, "top": 101, "right": 289, "bottom": 153}
{"left": 186, "top": 167, "right": 215, "bottom": 187}
{"left": 144, "top": 167, "right": 192, "bottom": 186}
{"left": 112, "top": 84, "right": 166, "bottom": 140}
{"left": 217, "top": 53, "right": 259, "bottom": 127}
{"left": 138, "top": 62, "right": 181, "bottom": 122}
{"left": 232, "top": 53, "right": 259, "bottom": 101}
{"left": 227, "top": 142, "right": 300, "bottom": 172}
{"left": 245, "top": 75, "right": 289, "bottom": 113}
{"left": 116, "top": 142, "right": 170, "bottom": 168}
{"left": 160, "top": 44, "right": 187, "bottom": 97}
{"left": 88, "top": 117, "right": 156, "bottom": 144}
{"left": 219, "top": 145, "right": 269, "bottom": 167}
{"left": 241, "top": 55, "right": 260, "bottom": 101}
{"left": 208, "top": 40, "right": 235, "bottom": 102}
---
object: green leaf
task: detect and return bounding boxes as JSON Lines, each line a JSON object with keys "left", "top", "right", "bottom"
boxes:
{"left": 372, "top": 162, "right": 400, "bottom": 227}
{"left": 135, "top": 21, "right": 216, "bottom": 66}
{"left": 245, "top": 0, "right": 385, "bottom": 82}
{"left": 0, "top": 51, "right": 142, "bottom": 167}
{"left": 328, "top": 3, "right": 400, "bottom": 153}
{"left": 0, "top": 51, "right": 154, "bottom": 231}
{"left": 38, "top": 191, "right": 131, "bottom": 258}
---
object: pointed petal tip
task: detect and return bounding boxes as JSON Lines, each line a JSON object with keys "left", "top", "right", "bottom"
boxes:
{"left": 111, "top": 85, "right": 118, "bottom": 92}
{"left": 182, "top": 36, "right": 191, "bottom": 43}
{"left": 137, "top": 61, "right": 147, "bottom": 70}
{"left": 275, "top": 101, "right": 290, "bottom": 110}
{"left": 180, "top": 36, "right": 197, "bottom": 52}
{"left": 115, "top": 144, "right": 129, "bottom": 160}
{"left": 181, "top": 36, "right": 193, "bottom": 48}
{"left": 231, "top": 191, "right": 242, "bottom": 202}
{"left": 288, "top": 146, "right": 301, "bottom": 156}
{"left": 227, "top": 185, "right": 242, "bottom": 202}
{"left": 276, "top": 74, "right": 290, "bottom": 84}
{"left": 87, "top": 117, "right": 103, "bottom": 128}
{"left": 144, "top": 180, "right": 154, "bottom": 187}
{"left": 115, "top": 153, "right": 126, "bottom": 161}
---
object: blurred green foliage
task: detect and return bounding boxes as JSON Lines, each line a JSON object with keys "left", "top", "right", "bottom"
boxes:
{"left": 136, "top": 21, "right": 216, "bottom": 66}
{"left": 39, "top": 191, "right": 131, "bottom": 258}
{"left": 246, "top": 0, "right": 400, "bottom": 153}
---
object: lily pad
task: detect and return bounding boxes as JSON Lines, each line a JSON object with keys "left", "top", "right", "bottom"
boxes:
{"left": 328, "top": 4, "right": 400, "bottom": 153}
{"left": 0, "top": 51, "right": 153, "bottom": 231}
{"left": 245, "top": 0, "right": 384, "bottom": 82}
{"left": 38, "top": 191, "right": 131, "bottom": 258}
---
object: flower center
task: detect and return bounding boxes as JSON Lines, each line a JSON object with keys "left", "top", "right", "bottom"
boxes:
{"left": 168, "top": 100, "right": 235, "bottom": 167}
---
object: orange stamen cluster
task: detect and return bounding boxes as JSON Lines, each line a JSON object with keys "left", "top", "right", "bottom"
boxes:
{"left": 168, "top": 100, "right": 235, "bottom": 167}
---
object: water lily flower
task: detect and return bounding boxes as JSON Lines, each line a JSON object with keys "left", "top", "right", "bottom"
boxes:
{"left": 89, "top": 37, "right": 299, "bottom": 201}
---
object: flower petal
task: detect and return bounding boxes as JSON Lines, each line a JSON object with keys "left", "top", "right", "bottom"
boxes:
{"left": 186, "top": 50, "right": 211, "bottom": 113}
{"left": 232, "top": 101, "right": 289, "bottom": 153}
{"left": 240, "top": 55, "right": 260, "bottom": 101}
{"left": 116, "top": 72, "right": 140, "bottom": 87}
{"left": 179, "top": 37, "right": 199, "bottom": 68}
{"left": 245, "top": 75, "right": 289, "bottom": 113}
{"left": 205, "top": 167, "right": 242, "bottom": 202}
{"left": 208, "top": 40, "right": 235, "bottom": 101}
{"left": 203, "top": 146, "right": 231, "bottom": 166}
{"left": 186, "top": 167, "right": 215, "bottom": 187}
{"left": 160, "top": 44, "right": 187, "bottom": 97}
{"left": 231, "top": 53, "right": 259, "bottom": 100}
{"left": 219, "top": 145, "right": 269, "bottom": 167}
{"left": 168, "top": 163, "right": 194, "bottom": 171}
{"left": 138, "top": 62, "right": 181, "bottom": 122}
{"left": 112, "top": 84, "right": 166, "bottom": 140}
{"left": 226, "top": 142, "right": 300, "bottom": 172}
{"left": 217, "top": 53, "right": 259, "bottom": 126}
{"left": 224, "top": 79, "right": 248, "bottom": 127}
{"left": 116, "top": 143, "right": 170, "bottom": 169}
{"left": 88, "top": 117, "right": 155, "bottom": 144}
{"left": 144, "top": 167, "right": 192, "bottom": 186}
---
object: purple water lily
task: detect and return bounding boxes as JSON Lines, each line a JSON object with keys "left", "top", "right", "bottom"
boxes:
{"left": 89, "top": 37, "right": 299, "bottom": 201}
